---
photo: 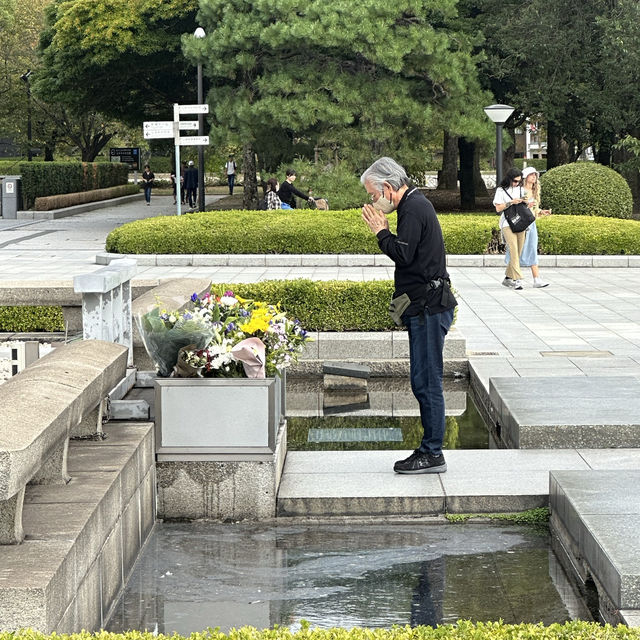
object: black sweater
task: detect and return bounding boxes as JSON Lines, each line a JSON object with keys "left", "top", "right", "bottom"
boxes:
{"left": 376, "top": 188, "right": 453, "bottom": 316}
{"left": 277, "top": 180, "right": 309, "bottom": 207}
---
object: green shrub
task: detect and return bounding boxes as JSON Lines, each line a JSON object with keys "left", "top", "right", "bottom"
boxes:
{"left": 1, "top": 621, "right": 639, "bottom": 640}
{"left": 536, "top": 215, "right": 640, "bottom": 254}
{"left": 0, "top": 306, "right": 64, "bottom": 331}
{"left": 275, "top": 159, "right": 365, "bottom": 210}
{"left": 105, "top": 210, "right": 495, "bottom": 255}
{"left": 210, "top": 280, "right": 397, "bottom": 331}
{"left": 18, "top": 162, "right": 129, "bottom": 209}
{"left": 540, "top": 162, "right": 633, "bottom": 218}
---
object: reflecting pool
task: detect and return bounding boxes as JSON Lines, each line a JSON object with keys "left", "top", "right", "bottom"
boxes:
{"left": 286, "top": 377, "right": 492, "bottom": 451}
{"left": 106, "top": 522, "right": 591, "bottom": 634}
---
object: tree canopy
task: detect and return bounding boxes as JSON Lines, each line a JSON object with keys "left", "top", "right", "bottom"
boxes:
{"left": 185, "top": 0, "right": 490, "bottom": 177}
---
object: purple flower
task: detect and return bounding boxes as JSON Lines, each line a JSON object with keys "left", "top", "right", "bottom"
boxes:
{"left": 183, "top": 312, "right": 192, "bottom": 320}
{"left": 224, "top": 289, "right": 234, "bottom": 297}
{"left": 191, "top": 293, "right": 199, "bottom": 302}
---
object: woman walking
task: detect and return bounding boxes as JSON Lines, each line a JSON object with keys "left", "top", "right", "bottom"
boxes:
{"left": 511, "top": 166, "right": 551, "bottom": 287}
{"left": 493, "top": 167, "right": 526, "bottom": 290}
{"left": 141, "top": 164, "right": 155, "bottom": 206}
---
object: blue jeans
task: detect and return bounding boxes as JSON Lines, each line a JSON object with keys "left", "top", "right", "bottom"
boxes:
{"left": 227, "top": 174, "right": 235, "bottom": 194}
{"left": 406, "top": 308, "right": 455, "bottom": 456}
{"left": 144, "top": 186, "right": 152, "bottom": 203}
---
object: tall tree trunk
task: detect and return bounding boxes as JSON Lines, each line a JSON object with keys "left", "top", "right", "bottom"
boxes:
{"left": 242, "top": 142, "right": 258, "bottom": 209}
{"left": 546, "top": 121, "right": 570, "bottom": 169}
{"left": 503, "top": 126, "right": 516, "bottom": 175}
{"left": 438, "top": 131, "right": 458, "bottom": 190}
{"left": 458, "top": 137, "right": 475, "bottom": 209}
{"left": 473, "top": 145, "right": 488, "bottom": 197}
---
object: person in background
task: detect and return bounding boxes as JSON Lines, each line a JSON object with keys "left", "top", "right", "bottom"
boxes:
{"left": 265, "top": 177, "right": 283, "bottom": 210}
{"left": 141, "top": 164, "right": 154, "bottom": 206}
{"left": 277, "top": 168, "right": 314, "bottom": 209}
{"left": 361, "top": 157, "right": 457, "bottom": 474}
{"left": 225, "top": 154, "right": 236, "bottom": 195}
{"left": 170, "top": 169, "right": 177, "bottom": 205}
{"left": 493, "top": 167, "right": 526, "bottom": 290}
{"left": 184, "top": 160, "right": 198, "bottom": 209}
{"left": 506, "top": 166, "right": 551, "bottom": 288}
{"left": 180, "top": 162, "right": 187, "bottom": 204}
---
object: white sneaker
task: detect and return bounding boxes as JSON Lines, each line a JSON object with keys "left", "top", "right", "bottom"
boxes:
{"left": 533, "top": 277, "right": 549, "bottom": 288}
{"left": 502, "top": 277, "right": 516, "bottom": 288}
{"left": 514, "top": 280, "right": 524, "bottom": 290}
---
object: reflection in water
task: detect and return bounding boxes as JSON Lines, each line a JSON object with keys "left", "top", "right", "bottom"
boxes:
{"left": 106, "top": 523, "right": 590, "bottom": 634}
{"left": 286, "top": 378, "right": 491, "bottom": 451}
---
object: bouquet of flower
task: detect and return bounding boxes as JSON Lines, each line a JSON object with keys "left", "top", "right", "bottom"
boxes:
{"left": 138, "top": 289, "right": 311, "bottom": 378}
{"left": 137, "top": 306, "right": 215, "bottom": 377}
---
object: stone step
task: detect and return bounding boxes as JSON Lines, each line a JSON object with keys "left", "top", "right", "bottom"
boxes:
{"left": 276, "top": 449, "right": 640, "bottom": 518}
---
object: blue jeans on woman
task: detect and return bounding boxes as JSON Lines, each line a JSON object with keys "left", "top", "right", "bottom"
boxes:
{"left": 144, "top": 186, "right": 152, "bottom": 204}
{"left": 406, "top": 308, "right": 455, "bottom": 456}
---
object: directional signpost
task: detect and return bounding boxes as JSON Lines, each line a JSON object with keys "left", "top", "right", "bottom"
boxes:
{"left": 142, "top": 103, "right": 210, "bottom": 215}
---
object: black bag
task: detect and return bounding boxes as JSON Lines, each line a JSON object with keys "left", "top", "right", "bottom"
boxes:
{"left": 258, "top": 197, "right": 268, "bottom": 210}
{"left": 503, "top": 187, "right": 535, "bottom": 232}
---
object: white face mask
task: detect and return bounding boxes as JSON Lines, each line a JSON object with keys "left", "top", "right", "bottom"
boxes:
{"left": 373, "top": 187, "right": 395, "bottom": 214}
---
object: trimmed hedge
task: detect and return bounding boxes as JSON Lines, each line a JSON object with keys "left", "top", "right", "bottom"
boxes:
{"left": 105, "top": 210, "right": 495, "bottom": 255}
{"left": 1, "top": 621, "right": 639, "bottom": 640}
{"left": 0, "top": 306, "right": 64, "bottom": 331}
{"left": 210, "top": 280, "right": 397, "bottom": 331}
{"left": 105, "top": 209, "right": 640, "bottom": 256}
{"left": 19, "top": 162, "right": 129, "bottom": 209}
{"left": 34, "top": 183, "right": 139, "bottom": 210}
{"left": 536, "top": 215, "right": 640, "bottom": 254}
{"left": 540, "top": 162, "right": 633, "bottom": 218}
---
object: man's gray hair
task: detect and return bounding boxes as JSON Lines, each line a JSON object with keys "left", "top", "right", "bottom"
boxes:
{"left": 360, "top": 157, "right": 409, "bottom": 191}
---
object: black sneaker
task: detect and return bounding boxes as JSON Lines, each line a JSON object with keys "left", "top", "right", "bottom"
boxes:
{"left": 393, "top": 450, "right": 447, "bottom": 474}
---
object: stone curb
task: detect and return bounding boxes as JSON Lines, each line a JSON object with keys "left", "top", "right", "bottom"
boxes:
{"left": 96, "top": 251, "right": 640, "bottom": 268}
{"left": 18, "top": 193, "right": 144, "bottom": 221}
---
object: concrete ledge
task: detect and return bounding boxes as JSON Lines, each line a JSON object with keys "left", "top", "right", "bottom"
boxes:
{"left": 550, "top": 470, "right": 640, "bottom": 619}
{"left": 0, "top": 422, "right": 155, "bottom": 632}
{"left": 489, "top": 376, "right": 640, "bottom": 449}
{"left": 94, "top": 252, "right": 640, "bottom": 267}
{"left": 17, "top": 193, "right": 144, "bottom": 221}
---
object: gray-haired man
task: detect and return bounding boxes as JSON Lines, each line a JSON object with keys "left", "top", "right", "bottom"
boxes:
{"left": 361, "top": 157, "right": 457, "bottom": 473}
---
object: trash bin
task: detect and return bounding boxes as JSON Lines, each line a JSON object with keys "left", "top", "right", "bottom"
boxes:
{"left": 0, "top": 175, "right": 21, "bottom": 219}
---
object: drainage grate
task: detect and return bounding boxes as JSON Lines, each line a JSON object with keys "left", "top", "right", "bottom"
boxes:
{"left": 468, "top": 351, "right": 500, "bottom": 356}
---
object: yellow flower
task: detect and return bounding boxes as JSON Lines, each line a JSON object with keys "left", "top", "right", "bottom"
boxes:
{"left": 242, "top": 306, "right": 274, "bottom": 334}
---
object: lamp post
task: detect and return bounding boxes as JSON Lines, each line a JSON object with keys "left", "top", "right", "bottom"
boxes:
{"left": 483, "top": 104, "right": 514, "bottom": 186}
{"left": 20, "top": 70, "right": 33, "bottom": 162}
{"left": 194, "top": 27, "right": 206, "bottom": 212}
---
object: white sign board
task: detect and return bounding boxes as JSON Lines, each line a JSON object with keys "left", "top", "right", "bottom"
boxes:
{"left": 143, "top": 121, "right": 174, "bottom": 139}
{"left": 5, "top": 182, "right": 14, "bottom": 194}
{"left": 179, "top": 121, "right": 199, "bottom": 130}
{"left": 178, "top": 136, "right": 210, "bottom": 146}
{"left": 178, "top": 104, "right": 209, "bottom": 115}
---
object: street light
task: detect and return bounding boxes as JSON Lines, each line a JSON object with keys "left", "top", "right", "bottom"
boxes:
{"left": 194, "top": 27, "right": 206, "bottom": 212}
{"left": 484, "top": 104, "right": 514, "bottom": 186}
{"left": 20, "top": 70, "right": 33, "bottom": 162}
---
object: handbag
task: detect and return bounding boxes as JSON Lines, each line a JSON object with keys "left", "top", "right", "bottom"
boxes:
{"left": 503, "top": 187, "right": 535, "bottom": 232}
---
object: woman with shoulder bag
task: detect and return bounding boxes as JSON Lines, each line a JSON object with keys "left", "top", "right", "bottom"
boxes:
{"left": 493, "top": 167, "right": 526, "bottom": 290}
{"left": 505, "top": 166, "right": 552, "bottom": 288}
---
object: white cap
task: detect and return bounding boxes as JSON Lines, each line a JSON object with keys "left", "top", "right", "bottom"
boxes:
{"left": 188, "top": 160, "right": 194, "bottom": 166}
{"left": 522, "top": 166, "right": 538, "bottom": 179}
